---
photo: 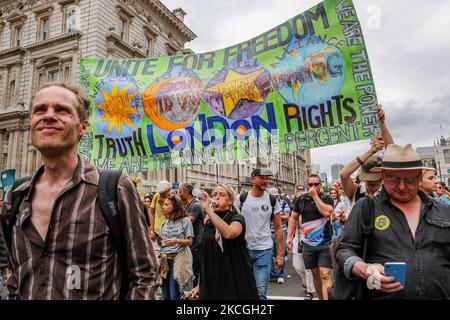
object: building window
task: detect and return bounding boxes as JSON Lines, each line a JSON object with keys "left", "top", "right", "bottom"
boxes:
{"left": 49, "top": 70, "right": 60, "bottom": 82}
{"left": 38, "top": 16, "right": 50, "bottom": 41}
{"left": 34, "top": 56, "right": 71, "bottom": 94}
{"left": 64, "top": 66, "right": 70, "bottom": 81}
{"left": 7, "top": 80, "right": 15, "bottom": 106}
{"left": 143, "top": 36, "right": 154, "bottom": 57}
{"left": 11, "top": 25, "right": 23, "bottom": 47}
{"left": 166, "top": 46, "right": 177, "bottom": 56}
{"left": 64, "top": 5, "right": 78, "bottom": 33}
{"left": 444, "top": 149, "right": 450, "bottom": 164}
{"left": 117, "top": 16, "right": 128, "bottom": 41}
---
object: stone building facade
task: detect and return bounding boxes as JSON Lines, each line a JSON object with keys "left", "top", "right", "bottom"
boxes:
{"left": 0, "top": 0, "right": 310, "bottom": 196}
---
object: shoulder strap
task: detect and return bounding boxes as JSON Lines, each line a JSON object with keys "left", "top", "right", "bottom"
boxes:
{"left": 187, "top": 198, "right": 198, "bottom": 213}
{"left": 269, "top": 194, "right": 277, "bottom": 218}
{"left": 356, "top": 196, "right": 375, "bottom": 300}
{"left": 239, "top": 191, "right": 248, "bottom": 211}
{"left": 2, "top": 177, "right": 32, "bottom": 253}
{"left": 97, "top": 170, "right": 128, "bottom": 299}
{"left": 360, "top": 196, "right": 375, "bottom": 240}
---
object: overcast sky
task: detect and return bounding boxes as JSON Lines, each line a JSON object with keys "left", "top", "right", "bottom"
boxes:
{"left": 163, "top": 0, "right": 450, "bottom": 178}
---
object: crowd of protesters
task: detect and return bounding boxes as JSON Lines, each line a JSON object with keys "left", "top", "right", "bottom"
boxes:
{"left": 0, "top": 82, "right": 450, "bottom": 300}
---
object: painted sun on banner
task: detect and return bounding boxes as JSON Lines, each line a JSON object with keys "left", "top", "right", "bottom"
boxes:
{"left": 79, "top": 0, "right": 380, "bottom": 173}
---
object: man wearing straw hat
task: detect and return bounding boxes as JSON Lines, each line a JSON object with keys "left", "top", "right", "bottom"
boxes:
{"left": 336, "top": 144, "right": 450, "bottom": 299}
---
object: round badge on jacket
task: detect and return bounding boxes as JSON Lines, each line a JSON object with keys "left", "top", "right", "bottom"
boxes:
{"left": 374, "top": 215, "right": 390, "bottom": 231}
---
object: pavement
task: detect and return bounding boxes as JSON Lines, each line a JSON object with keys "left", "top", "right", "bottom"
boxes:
{"left": 267, "top": 253, "right": 317, "bottom": 300}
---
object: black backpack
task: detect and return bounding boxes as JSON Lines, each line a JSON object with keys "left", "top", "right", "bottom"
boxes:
{"left": 239, "top": 191, "right": 277, "bottom": 219}
{"left": 282, "top": 196, "right": 293, "bottom": 211}
{"left": 0, "top": 170, "right": 148, "bottom": 300}
{"left": 328, "top": 196, "right": 375, "bottom": 300}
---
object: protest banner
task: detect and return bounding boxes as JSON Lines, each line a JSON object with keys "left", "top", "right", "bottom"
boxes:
{"left": 79, "top": 0, "right": 379, "bottom": 172}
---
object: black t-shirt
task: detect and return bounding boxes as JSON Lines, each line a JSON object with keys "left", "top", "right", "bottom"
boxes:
{"left": 354, "top": 185, "right": 366, "bottom": 203}
{"left": 186, "top": 199, "right": 204, "bottom": 250}
{"left": 199, "top": 210, "right": 259, "bottom": 300}
{"left": 294, "top": 192, "right": 334, "bottom": 246}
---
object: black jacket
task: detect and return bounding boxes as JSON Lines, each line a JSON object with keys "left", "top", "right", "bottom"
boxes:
{"left": 337, "top": 187, "right": 450, "bottom": 299}
{"left": 0, "top": 232, "right": 7, "bottom": 269}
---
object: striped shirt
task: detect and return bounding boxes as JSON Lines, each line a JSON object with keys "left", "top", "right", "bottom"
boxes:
{"left": 0, "top": 159, "right": 160, "bottom": 300}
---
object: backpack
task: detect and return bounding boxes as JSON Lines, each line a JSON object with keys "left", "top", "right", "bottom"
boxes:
{"left": 281, "top": 199, "right": 291, "bottom": 213}
{"left": 328, "top": 196, "right": 375, "bottom": 300}
{"left": 0, "top": 170, "right": 147, "bottom": 300}
{"left": 239, "top": 191, "right": 277, "bottom": 219}
{"left": 282, "top": 196, "right": 293, "bottom": 211}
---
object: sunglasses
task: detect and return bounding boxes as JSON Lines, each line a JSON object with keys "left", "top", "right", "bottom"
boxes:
{"left": 307, "top": 183, "right": 321, "bottom": 187}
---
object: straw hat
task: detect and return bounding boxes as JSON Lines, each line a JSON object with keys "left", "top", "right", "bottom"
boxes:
{"left": 370, "top": 144, "right": 428, "bottom": 172}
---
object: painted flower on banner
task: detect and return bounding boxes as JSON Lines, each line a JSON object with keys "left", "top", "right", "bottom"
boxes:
{"left": 204, "top": 58, "right": 272, "bottom": 120}
{"left": 94, "top": 77, "right": 143, "bottom": 138}
{"left": 273, "top": 35, "right": 345, "bottom": 106}
{"left": 142, "top": 70, "right": 202, "bottom": 132}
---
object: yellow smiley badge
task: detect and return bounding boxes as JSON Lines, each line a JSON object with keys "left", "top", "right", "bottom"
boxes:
{"left": 375, "top": 215, "right": 390, "bottom": 231}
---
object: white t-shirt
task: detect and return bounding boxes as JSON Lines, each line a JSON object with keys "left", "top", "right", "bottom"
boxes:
{"left": 235, "top": 192, "right": 282, "bottom": 250}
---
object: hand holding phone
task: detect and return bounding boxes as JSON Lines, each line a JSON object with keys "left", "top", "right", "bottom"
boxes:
{"left": 366, "top": 263, "right": 404, "bottom": 293}
{"left": 384, "top": 262, "right": 406, "bottom": 287}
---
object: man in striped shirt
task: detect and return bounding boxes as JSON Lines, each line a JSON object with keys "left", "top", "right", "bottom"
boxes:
{"left": 0, "top": 83, "right": 159, "bottom": 299}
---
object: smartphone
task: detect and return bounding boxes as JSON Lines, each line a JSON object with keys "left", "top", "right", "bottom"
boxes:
{"left": 384, "top": 262, "right": 406, "bottom": 287}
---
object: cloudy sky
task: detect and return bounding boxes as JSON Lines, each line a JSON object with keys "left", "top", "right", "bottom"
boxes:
{"left": 163, "top": 0, "right": 450, "bottom": 178}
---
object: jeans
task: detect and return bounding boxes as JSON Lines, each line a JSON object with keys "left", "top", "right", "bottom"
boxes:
{"left": 270, "top": 228, "right": 287, "bottom": 278}
{"left": 161, "top": 260, "right": 180, "bottom": 300}
{"left": 249, "top": 249, "right": 273, "bottom": 300}
{"left": 332, "top": 220, "right": 343, "bottom": 239}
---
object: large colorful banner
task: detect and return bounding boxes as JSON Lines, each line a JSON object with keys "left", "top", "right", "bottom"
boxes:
{"left": 79, "top": 0, "right": 379, "bottom": 172}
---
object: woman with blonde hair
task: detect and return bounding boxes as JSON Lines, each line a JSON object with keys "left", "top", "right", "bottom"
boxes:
{"left": 189, "top": 184, "right": 259, "bottom": 300}
{"left": 420, "top": 168, "right": 437, "bottom": 199}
